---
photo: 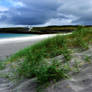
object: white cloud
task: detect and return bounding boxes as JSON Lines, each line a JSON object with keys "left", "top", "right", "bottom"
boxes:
{"left": 0, "top": 6, "right": 8, "bottom": 11}
{"left": 44, "top": 18, "right": 73, "bottom": 26}
{"left": 58, "top": 0, "right": 92, "bottom": 24}
{"left": 13, "top": 2, "right": 25, "bottom": 7}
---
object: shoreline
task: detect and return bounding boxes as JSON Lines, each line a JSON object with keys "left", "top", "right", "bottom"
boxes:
{"left": 0, "top": 33, "right": 71, "bottom": 45}
{"left": 0, "top": 34, "right": 57, "bottom": 60}
{"left": 0, "top": 33, "right": 71, "bottom": 60}
{"left": 0, "top": 34, "right": 57, "bottom": 45}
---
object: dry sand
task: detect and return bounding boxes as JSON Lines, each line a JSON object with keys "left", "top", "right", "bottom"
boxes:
{"left": 0, "top": 34, "right": 57, "bottom": 60}
{"left": 1, "top": 33, "right": 92, "bottom": 92}
{"left": 11, "top": 47, "right": 92, "bottom": 92}
{"left": 0, "top": 33, "right": 71, "bottom": 60}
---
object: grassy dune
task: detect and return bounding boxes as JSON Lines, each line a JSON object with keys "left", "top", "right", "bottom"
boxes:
{"left": 4, "top": 26, "right": 92, "bottom": 89}
{"left": 9, "top": 26, "right": 92, "bottom": 62}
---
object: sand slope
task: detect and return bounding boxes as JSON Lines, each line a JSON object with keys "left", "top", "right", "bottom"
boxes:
{"left": 0, "top": 34, "right": 57, "bottom": 60}
{"left": 0, "top": 34, "right": 92, "bottom": 92}
{"left": 3, "top": 47, "right": 91, "bottom": 92}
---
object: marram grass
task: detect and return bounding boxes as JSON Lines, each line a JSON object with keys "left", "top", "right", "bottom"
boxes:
{"left": 6, "top": 27, "right": 92, "bottom": 85}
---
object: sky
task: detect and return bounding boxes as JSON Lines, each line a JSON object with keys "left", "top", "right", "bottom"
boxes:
{"left": 0, "top": 0, "right": 92, "bottom": 27}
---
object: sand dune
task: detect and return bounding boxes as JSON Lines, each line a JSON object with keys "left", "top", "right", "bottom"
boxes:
{"left": 0, "top": 33, "right": 92, "bottom": 92}
{"left": 0, "top": 46, "right": 91, "bottom": 92}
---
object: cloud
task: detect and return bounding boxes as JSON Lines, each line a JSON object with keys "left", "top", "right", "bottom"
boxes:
{"left": 0, "top": 0, "right": 92, "bottom": 26}
{"left": 0, "top": 6, "right": 8, "bottom": 12}
{"left": 58, "top": 0, "right": 92, "bottom": 25}
{"left": 0, "top": 0, "right": 61, "bottom": 26}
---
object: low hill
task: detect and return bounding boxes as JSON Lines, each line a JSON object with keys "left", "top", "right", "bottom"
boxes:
{"left": 1, "top": 25, "right": 92, "bottom": 34}
{"left": 0, "top": 27, "right": 29, "bottom": 34}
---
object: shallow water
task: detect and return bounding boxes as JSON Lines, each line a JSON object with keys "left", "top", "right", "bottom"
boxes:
{"left": 0, "top": 33, "right": 36, "bottom": 39}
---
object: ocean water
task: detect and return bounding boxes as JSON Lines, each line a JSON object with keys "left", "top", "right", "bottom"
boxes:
{"left": 0, "top": 33, "right": 36, "bottom": 39}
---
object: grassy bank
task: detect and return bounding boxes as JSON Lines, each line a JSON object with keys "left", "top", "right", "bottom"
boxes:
{"left": 0, "top": 27, "right": 29, "bottom": 33}
{"left": 5, "top": 26, "right": 92, "bottom": 90}
{"left": 1, "top": 25, "right": 92, "bottom": 34}
{"left": 31, "top": 25, "right": 92, "bottom": 34}
{"left": 9, "top": 26, "right": 92, "bottom": 62}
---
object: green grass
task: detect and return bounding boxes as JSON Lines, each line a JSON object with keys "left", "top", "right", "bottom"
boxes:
{"left": 8, "top": 27, "right": 92, "bottom": 62}
{"left": 8, "top": 35, "right": 70, "bottom": 62}
{"left": 6, "top": 26, "right": 92, "bottom": 87}
{"left": 31, "top": 25, "right": 92, "bottom": 34}
{"left": 84, "top": 55, "right": 91, "bottom": 63}
{"left": 36, "top": 60, "right": 69, "bottom": 84}
{"left": 0, "top": 61, "right": 6, "bottom": 70}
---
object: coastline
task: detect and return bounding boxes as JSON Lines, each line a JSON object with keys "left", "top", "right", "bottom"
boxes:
{"left": 0, "top": 33, "right": 71, "bottom": 44}
{"left": 0, "top": 34, "right": 57, "bottom": 60}
{"left": 0, "top": 33, "right": 71, "bottom": 60}
{"left": 0, "top": 29, "right": 92, "bottom": 92}
{"left": 0, "top": 34, "right": 57, "bottom": 45}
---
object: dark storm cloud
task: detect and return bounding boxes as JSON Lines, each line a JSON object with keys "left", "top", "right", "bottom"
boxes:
{"left": 0, "top": 0, "right": 61, "bottom": 25}
{"left": 0, "top": 0, "right": 92, "bottom": 26}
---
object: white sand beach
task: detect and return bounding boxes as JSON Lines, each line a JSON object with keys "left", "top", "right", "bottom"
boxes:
{"left": 0, "top": 33, "right": 92, "bottom": 92}
{"left": 0, "top": 34, "right": 57, "bottom": 60}
{"left": 0, "top": 33, "right": 72, "bottom": 60}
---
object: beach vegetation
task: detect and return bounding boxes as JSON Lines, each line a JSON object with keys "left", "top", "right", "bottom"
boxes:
{"left": 0, "top": 61, "right": 6, "bottom": 70}
{"left": 6, "top": 27, "right": 92, "bottom": 89}
{"left": 84, "top": 55, "right": 91, "bottom": 63}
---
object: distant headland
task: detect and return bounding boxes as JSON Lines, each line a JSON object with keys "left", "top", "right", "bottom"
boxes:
{"left": 0, "top": 25, "right": 92, "bottom": 34}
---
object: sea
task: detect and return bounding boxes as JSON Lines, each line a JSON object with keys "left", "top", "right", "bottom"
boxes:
{"left": 0, "top": 33, "right": 35, "bottom": 39}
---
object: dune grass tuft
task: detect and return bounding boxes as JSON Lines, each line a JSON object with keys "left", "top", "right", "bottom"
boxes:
{"left": 7, "top": 26, "right": 92, "bottom": 85}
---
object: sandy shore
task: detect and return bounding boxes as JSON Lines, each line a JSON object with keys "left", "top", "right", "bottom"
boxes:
{"left": 0, "top": 33, "right": 92, "bottom": 92}
{"left": 0, "top": 44, "right": 91, "bottom": 92}
{"left": 0, "top": 34, "right": 58, "bottom": 60}
{"left": 0, "top": 33, "right": 71, "bottom": 60}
